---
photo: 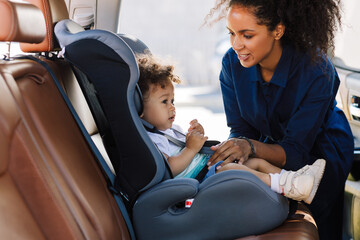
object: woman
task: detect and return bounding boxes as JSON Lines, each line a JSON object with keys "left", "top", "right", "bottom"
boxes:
{"left": 206, "top": 0, "right": 353, "bottom": 239}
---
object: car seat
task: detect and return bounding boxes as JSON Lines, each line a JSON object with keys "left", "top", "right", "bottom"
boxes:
{"left": 54, "top": 19, "right": 289, "bottom": 239}
{"left": 0, "top": 0, "right": 132, "bottom": 239}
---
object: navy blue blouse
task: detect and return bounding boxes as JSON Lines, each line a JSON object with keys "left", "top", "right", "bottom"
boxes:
{"left": 220, "top": 45, "right": 353, "bottom": 174}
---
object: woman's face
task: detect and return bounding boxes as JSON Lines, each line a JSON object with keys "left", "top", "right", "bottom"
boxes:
{"left": 226, "top": 5, "right": 283, "bottom": 69}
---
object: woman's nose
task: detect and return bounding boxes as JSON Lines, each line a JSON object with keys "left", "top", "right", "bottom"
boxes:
{"left": 232, "top": 36, "right": 244, "bottom": 50}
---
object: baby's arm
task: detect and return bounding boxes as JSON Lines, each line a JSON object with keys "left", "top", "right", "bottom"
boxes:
{"left": 167, "top": 130, "right": 208, "bottom": 176}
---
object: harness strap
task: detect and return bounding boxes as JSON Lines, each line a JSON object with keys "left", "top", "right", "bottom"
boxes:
{"left": 142, "top": 119, "right": 218, "bottom": 155}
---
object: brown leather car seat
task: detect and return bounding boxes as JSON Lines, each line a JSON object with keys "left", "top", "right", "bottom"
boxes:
{"left": 0, "top": 0, "right": 319, "bottom": 239}
{"left": 0, "top": 0, "right": 130, "bottom": 239}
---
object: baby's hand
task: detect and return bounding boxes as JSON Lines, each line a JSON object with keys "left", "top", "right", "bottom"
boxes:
{"left": 185, "top": 130, "right": 208, "bottom": 153}
{"left": 188, "top": 119, "right": 205, "bottom": 135}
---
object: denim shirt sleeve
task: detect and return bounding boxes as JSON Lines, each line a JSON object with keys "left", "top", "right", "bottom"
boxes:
{"left": 220, "top": 53, "right": 260, "bottom": 140}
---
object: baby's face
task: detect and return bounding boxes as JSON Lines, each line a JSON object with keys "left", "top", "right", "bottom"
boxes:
{"left": 142, "top": 83, "right": 175, "bottom": 130}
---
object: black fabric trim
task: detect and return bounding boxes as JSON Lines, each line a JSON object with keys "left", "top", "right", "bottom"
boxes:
{"left": 65, "top": 39, "right": 159, "bottom": 204}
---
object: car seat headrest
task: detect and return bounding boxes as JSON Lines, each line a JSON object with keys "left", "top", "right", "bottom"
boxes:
{"left": 118, "top": 34, "right": 150, "bottom": 55}
{"left": 134, "top": 84, "right": 144, "bottom": 116}
{"left": 117, "top": 33, "right": 151, "bottom": 117}
{"left": 0, "top": 0, "right": 46, "bottom": 43}
{"left": 19, "top": 0, "right": 69, "bottom": 53}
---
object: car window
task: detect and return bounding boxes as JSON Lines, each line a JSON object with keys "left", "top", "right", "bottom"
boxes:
{"left": 0, "top": 42, "right": 24, "bottom": 59}
{"left": 334, "top": 0, "right": 360, "bottom": 71}
{"left": 119, "top": 0, "right": 231, "bottom": 140}
{"left": 119, "top": 0, "right": 229, "bottom": 86}
{"left": 0, "top": 42, "right": 8, "bottom": 59}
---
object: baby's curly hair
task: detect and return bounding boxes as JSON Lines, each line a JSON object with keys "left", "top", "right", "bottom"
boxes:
{"left": 205, "top": 0, "right": 342, "bottom": 63}
{"left": 136, "top": 54, "right": 181, "bottom": 100}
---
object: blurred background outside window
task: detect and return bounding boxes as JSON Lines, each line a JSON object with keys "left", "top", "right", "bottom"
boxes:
{"left": 119, "top": 0, "right": 231, "bottom": 141}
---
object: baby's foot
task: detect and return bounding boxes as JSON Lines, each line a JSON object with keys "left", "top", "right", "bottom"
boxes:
{"left": 279, "top": 159, "right": 326, "bottom": 204}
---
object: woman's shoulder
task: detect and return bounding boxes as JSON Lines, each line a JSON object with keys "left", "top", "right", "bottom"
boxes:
{"left": 289, "top": 46, "right": 336, "bottom": 82}
{"left": 287, "top": 48, "right": 338, "bottom": 99}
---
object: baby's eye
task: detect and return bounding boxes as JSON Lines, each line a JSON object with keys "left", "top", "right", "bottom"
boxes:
{"left": 228, "top": 31, "right": 234, "bottom": 36}
{"left": 162, "top": 99, "right": 168, "bottom": 104}
{"left": 171, "top": 99, "right": 175, "bottom": 104}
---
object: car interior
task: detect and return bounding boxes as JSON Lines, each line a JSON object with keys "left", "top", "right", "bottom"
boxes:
{"left": 334, "top": 47, "right": 360, "bottom": 240}
{"left": 0, "top": 0, "right": 358, "bottom": 239}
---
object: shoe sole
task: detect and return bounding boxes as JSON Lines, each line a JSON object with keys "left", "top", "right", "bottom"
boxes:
{"left": 304, "top": 159, "right": 326, "bottom": 204}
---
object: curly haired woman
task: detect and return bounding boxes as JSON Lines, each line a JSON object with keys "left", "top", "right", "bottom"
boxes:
{"left": 205, "top": 0, "right": 353, "bottom": 239}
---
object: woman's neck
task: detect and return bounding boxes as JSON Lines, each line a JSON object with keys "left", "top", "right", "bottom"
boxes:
{"left": 259, "top": 42, "right": 283, "bottom": 82}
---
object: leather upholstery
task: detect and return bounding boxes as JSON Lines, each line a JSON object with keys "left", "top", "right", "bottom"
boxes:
{"left": 0, "top": 57, "right": 131, "bottom": 240}
{"left": 20, "top": 0, "right": 69, "bottom": 52}
{"left": 0, "top": 0, "right": 45, "bottom": 43}
{"left": 0, "top": 68, "right": 46, "bottom": 240}
{"left": 0, "top": 1, "right": 130, "bottom": 239}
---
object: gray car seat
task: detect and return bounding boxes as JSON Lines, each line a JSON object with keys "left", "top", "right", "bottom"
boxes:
{"left": 54, "top": 19, "right": 289, "bottom": 240}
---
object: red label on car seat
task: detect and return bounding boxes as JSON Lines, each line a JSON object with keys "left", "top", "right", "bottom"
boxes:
{"left": 185, "top": 199, "right": 194, "bottom": 208}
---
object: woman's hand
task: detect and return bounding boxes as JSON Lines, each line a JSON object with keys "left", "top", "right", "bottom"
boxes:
{"left": 207, "top": 138, "right": 253, "bottom": 169}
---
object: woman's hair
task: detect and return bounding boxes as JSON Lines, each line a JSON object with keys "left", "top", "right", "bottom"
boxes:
{"left": 206, "top": 0, "right": 342, "bottom": 63}
{"left": 136, "top": 54, "right": 181, "bottom": 99}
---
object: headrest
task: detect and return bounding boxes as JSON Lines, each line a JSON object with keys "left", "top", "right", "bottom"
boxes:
{"left": 118, "top": 34, "right": 150, "bottom": 55}
{"left": 55, "top": 20, "right": 149, "bottom": 116}
{"left": 0, "top": 0, "right": 45, "bottom": 43}
{"left": 117, "top": 33, "right": 151, "bottom": 116}
{"left": 20, "top": 0, "right": 69, "bottom": 53}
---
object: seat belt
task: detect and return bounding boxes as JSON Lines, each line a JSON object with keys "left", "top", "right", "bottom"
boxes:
{"left": 142, "top": 119, "right": 221, "bottom": 181}
{"left": 20, "top": 55, "right": 136, "bottom": 240}
{"left": 142, "top": 119, "right": 219, "bottom": 155}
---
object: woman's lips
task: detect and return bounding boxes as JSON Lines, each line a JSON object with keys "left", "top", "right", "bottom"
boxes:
{"left": 237, "top": 53, "right": 250, "bottom": 61}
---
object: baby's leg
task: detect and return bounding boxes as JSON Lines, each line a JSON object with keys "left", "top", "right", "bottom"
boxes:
{"left": 244, "top": 158, "right": 282, "bottom": 174}
{"left": 243, "top": 158, "right": 284, "bottom": 194}
{"left": 223, "top": 158, "right": 285, "bottom": 195}
{"left": 217, "top": 163, "right": 271, "bottom": 187}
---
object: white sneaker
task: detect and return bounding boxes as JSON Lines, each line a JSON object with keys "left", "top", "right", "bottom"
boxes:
{"left": 279, "top": 159, "right": 326, "bottom": 204}
{"left": 298, "top": 159, "right": 326, "bottom": 204}
{"left": 279, "top": 171, "right": 314, "bottom": 202}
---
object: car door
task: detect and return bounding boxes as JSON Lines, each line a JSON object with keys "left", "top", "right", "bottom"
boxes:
{"left": 333, "top": 0, "right": 360, "bottom": 239}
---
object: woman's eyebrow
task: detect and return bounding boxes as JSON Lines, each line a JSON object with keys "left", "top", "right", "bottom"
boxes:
{"left": 227, "top": 27, "right": 255, "bottom": 33}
